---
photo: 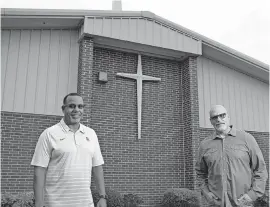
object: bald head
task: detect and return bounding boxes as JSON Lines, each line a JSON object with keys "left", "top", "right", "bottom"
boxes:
{"left": 209, "top": 105, "right": 228, "bottom": 118}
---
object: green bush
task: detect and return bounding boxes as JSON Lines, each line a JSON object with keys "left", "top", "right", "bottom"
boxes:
{"left": 92, "top": 188, "right": 124, "bottom": 207}
{"left": 1, "top": 191, "right": 34, "bottom": 207}
{"left": 1, "top": 189, "right": 124, "bottom": 207}
{"left": 161, "top": 188, "right": 200, "bottom": 207}
{"left": 123, "top": 193, "right": 143, "bottom": 207}
{"left": 254, "top": 194, "right": 269, "bottom": 207}
{"left": 92, "top": 189, "right": 143, "bottom": 207}
{"left": 1, "top": 190, "right": 144, "bottom": 207}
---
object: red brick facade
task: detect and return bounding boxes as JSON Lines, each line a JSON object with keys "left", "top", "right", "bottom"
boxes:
{"left": 77, "top": 37, "right": 201, "bottom": 206}
{"left": 1, "top": 36, "right": 269, "bottom": 207}
{"left": 1, "top": 112, "right": 61, "bottom": 192}
{"left": 181, "top": 57, "right": 201, "bottom": 191}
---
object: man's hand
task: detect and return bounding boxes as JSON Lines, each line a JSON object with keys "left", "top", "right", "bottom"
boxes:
{"left": 93, "top": 166, "right": 106, "bottom": 207}
{"left": 97, "top": 198, "right": 107, "bottom": 207}
{"left": 202, "top": 190, "right": 220, "bottom": 205}
{"left": 238, "top": 194, "right": 253, "bottom": 207}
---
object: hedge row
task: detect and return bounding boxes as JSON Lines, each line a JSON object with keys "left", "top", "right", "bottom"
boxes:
{"left": 1, "top": 188, "right": 269, "bottom": 207}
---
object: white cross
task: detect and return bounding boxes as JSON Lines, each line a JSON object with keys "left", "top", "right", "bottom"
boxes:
{"left": 117, "top": 54, "right": 161, "bottom": 139}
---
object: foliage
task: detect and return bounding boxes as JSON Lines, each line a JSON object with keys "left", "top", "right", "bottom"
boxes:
{"left": 2, "top": 190, "right": 144, "bottom": 207}
{"left": 92, "top": 188, "right": 124, "bottom": 207}
{"left": 161, "top": 188, "right": 200, "bottom": 207}
{"left": 92, "top": 189, "right": 143, "bottom": 207}
{"left": 1, "top": 191, "right": 34, "bottom": 207}
{"left": 254, "top": 194, "right": 269, "bottom": 207}
{"left": 123, "top": 193, "right": 144, "bottom": 207}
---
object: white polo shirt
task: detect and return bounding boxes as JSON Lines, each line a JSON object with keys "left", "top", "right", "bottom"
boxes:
{"left": 31, "top": 119, "right": 104, "bottom": 207}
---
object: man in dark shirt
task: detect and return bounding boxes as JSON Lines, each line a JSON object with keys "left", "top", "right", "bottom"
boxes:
{"left": 196, "top": 105, "right": 268, "bottom": 207}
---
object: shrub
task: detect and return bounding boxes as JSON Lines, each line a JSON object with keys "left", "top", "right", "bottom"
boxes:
{"left": 92, "top": 188, "right": 124, "bottom": 207}
{"left": 1, "top": 190, "right": 124, "bottom": 207}
{"left": 254, "top": 194, "right": 269, "bottom": 207}
{"left": 1, "top": 191, "right": 34, "bottom": 207}
{"left": 1, "top": 190, "right": 144, "bottom": 207}
{"left": 123, "top": 193, "right": 143, "bottom": 207}
{"left": 161, "top": 188, "right": 200, "bottom": 207}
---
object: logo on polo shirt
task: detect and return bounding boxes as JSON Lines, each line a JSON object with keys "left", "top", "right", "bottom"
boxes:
{"left": 60, "top": 138, "right": 65, "bottom": 141}
{"left": 86, "top": 137, "right": 90, "bottom": 141}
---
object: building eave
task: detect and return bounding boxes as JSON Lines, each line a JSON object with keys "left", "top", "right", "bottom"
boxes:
{"left": 1, "top": 8, "right": 269, "bottom": 82}
{"left": 1, "top": 8, "right": 145, "bottom": 17}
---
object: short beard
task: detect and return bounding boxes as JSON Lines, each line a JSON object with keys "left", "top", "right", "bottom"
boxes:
{"left": 215, "top": 126, "right": 229, "bottom": 135}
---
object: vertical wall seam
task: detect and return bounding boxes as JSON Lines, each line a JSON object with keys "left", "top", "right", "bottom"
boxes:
{"left": 231, "top": 75, "right": 237, "bottom": 127}
{"left": 254, "top": 82, "right": 260, "bottom": 131}
{"left": 238, "top": 75, "right": 243, "bottom": 129}
{"left": 110, "top": 18, "right": 112, "bottom": 37}
{"left": 249, "top": 77, "right": 255, "bottom": 131}
{"left": 76, "top": 29, "right": 80, "bottom": 93}
{"left": 92, "top": 17, "right": 95, "bottom": 34}
{"left": 2, "top": 30, "right": 11, "bottom": 108}
{"left": 34, "top": 30, "right": 42, "bottom": 114}
{"left": 55, "top": 29, "right": 62, "bottom": 112}
{"left": 219, "top": 65, "right": 224, "bottom": 109}
{"left": 23, "top": 29, "right": 32, "bottom": 112}
{"left": 136, "top": 18, "right": 138, "bottom": 42}
{"left": 101, "top": 17, "right": 104, "bottom": 36}
{"left": 119, "top": 18, "right": 122, "bottom": 40}
{"left": 200, "top": 58, "right": 205, "bottom": 127}
{"left": 67, "top": 29, "right": 72, "bottom": 94}
{"left": 44, "top": 29, "right": 52, "bottom": 114}
{"left": 263, "top": 86, "right": 269, "bottom": 131}
{"left": 144, "top": 18, "right": 147, "bottom": 45}
{"left": 201, "top": 58, "right": 207, "bottom": 126}
{"left": 260, "top": 84, "right": 267, "bottom": 130}
{"left": 207, "top": 59, "right": 212, "bottom": 110}
{"left": 12, "top": 29, "right": 22, "bottom": 110}
{"left": 213, "top": 62, "right": 217, "bottom": 105}
{"left": 244, "top": 79, "right": 250, "bottom": 129}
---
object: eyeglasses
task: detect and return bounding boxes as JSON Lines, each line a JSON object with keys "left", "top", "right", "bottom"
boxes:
{"left": 63, "top": 104, "right": 85, "bottom": 109}
{"left": 210, "top": 113, "right": 226, "bottom": 121}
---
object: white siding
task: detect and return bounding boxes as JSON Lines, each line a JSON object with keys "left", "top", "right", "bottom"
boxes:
{"left": 84, "top": 17, "right": 201, "bottom": 55}
{"left": 1, "top": 29, "right": 79, "bottom": 115}
{"left": 198, "top": 56, "right": 269, "bottom": 132}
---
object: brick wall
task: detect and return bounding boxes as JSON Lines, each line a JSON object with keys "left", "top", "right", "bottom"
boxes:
{"left": 181, "top": 57, "right": 201, "bottom": 191}
{"left": 2, "top": 112, "right": 268, "bottom": 205}
{"left": 77, "top": 36, "right": 94, "bottom": 124}
{"left": 76, "top": 38, "right": 202, "bottom": 206}
{"left": 1, "top": 112, "right": 62, "bottom": 193}
{"left": 89, "top": 47, "right": 186, "bottom": 206}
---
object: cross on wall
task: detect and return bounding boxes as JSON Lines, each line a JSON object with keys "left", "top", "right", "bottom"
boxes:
{"left": 116, "top": 54, "right": 161, "bottom": 139}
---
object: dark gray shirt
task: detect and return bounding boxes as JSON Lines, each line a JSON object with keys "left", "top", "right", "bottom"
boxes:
{"left": 196, "top": 126, "right": 268, "bottom": 206}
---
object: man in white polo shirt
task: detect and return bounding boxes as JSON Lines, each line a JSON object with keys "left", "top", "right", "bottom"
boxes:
{"left": 31, "top": 93, "right": 107, "bottom": 207}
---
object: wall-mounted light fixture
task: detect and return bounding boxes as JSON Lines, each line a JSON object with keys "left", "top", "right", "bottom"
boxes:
{"left": 98, "top": 72, "right": 108, "bottom": 83}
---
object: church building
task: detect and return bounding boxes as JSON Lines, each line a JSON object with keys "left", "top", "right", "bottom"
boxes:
{"left": 1, "top": 5, "right": 269, "bottom": 206}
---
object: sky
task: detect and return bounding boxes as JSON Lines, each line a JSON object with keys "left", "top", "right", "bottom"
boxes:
{"left": 2, "top": 0, "right": 270, "bottom": 66}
